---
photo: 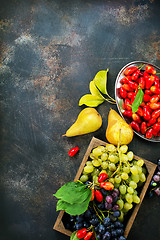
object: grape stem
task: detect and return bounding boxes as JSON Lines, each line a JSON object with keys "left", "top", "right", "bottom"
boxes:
{"left": 110, "top": 129, "right": 122, "bottom": 178}
{"left": 92, "top": 202, "right": 103, "bottom": 222}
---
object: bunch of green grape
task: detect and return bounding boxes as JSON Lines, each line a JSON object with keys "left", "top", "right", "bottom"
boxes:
{"left": 79, "top": 144, "right": 147, "bottom": 222}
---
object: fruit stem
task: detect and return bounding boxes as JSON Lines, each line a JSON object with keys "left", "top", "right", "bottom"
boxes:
{"left": 92, "top": 202, "right": 103, "bottom": 222}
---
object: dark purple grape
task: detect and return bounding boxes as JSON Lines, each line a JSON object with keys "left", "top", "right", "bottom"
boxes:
{"left": 112, "top": 188, "right": 120, "bottom": 198}
{"left": 111, "top": 229, "right": 118, "bottom": 238}
{"left": 103, "top": 217, "right": 110, "bottom": 227}
{"left": 97, "top": 202, "right": 105, "bottom": 210}
{"left": 112, "top": 204, "right": 120, "bottom": 211}
{"left": 100, "top": 188, "right": 108, "bottom": 196}
{"left": 154, "top": 187, "right": 160, "bottom": 196}
{"left": 89, "top": 217, "right": 99, "bottom": 226}
{"left": 116, "top": 228, "right": 124, "bottom": 236}
{"left": 75, "top": 222, "right": 83, "bottom": 230}
{"left": 113, "top": 210, "right": 121, "bottom": 218}
{"left": 76, "top": 215, "right": 84, "bottom": 222}
{"left": 119, "top": 236, "right": 126, "bottom": 240}
{"left": 114, "top": 220, "right": 124, "bottom": 228}
{"left": 105, "top": 202, "right": 112, "bottom": 210}
{"left": 106, "top": 195, "right": 113, "bottom": 203}
{"left": 83, "top": 221, "right": 90, "bottom": 228}
{"left": 102, "top": 231, "right": 111, "bottom": 240}
{"left": 96, "top": 233, "right": 101, "bottom": 240}
{"left": 99, "top": 224, "right": 106, "bottom": 234}
{"left": 84, "top": 209, "right": 91, "bottom": 218}
{"left": 153, "top": 174, "right": 160, "bottom": 182}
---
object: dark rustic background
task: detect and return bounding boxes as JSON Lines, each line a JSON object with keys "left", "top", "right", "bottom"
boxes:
{"left": 0, "top": 0, "right": 160, "bottom": 240}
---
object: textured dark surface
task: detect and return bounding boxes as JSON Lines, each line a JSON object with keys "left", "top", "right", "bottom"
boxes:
{"left": 0, "top": 0, "right": 160, "bottom": 240}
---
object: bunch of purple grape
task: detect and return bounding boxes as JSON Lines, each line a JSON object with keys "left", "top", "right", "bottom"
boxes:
{"left": 63, "top": 186, "right": 126, "bottom": 240}
{"left": 149, "top": 159, "right": 160, "bottom": 197}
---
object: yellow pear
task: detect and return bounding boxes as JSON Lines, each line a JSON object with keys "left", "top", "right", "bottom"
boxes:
{"left": 63, "top": 107, "right": 102, "bottom": 137}
{"left": 106, "top": 109, "right": 133, "bottom": 145}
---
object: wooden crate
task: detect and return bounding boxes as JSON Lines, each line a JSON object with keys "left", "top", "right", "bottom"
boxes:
{"left": 53, "top": 137, "right": 157, "bottom": 238}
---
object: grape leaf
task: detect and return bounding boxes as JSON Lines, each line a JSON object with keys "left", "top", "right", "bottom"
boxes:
{"left": 93, "top": 69, "right": 109, "bottom": 95}
{"left": 79, "top": 94, "right": 104, "bottom": 107}
{"left": 70, "top": 231, "right": 79, "bottom": 240}
{"left": 131, "top": 87, "right": 144, "bottom": 113}
{"left": 54, "top": 186, "right": 91, "bottom": 204}
{"left": 54, "top": 182, "right": 87, "bottom": 198}
{"left": 56, "top": 192, "right": 91, "bottom": 215}
{"left": 89, "top": 81, "right": 104, "bottom": 99}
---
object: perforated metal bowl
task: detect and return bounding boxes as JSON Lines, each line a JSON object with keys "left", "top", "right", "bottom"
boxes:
{"left": 115, "top": 61, "right": 160, "bottom": 142}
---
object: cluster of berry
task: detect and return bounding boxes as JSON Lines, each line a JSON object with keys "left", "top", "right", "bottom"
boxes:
{"left": 149, "top": 159, "right": 160, "bottom": 197}
{"left": 119, "top": 64, "right": 160, "bottom": 139}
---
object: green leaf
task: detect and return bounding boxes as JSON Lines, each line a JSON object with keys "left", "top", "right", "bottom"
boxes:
{"left": 79, "top": 94, "right": 104, "bottom": 107}
{"left": 54, "top": 181, "right": 87, "bottom": 200}
{"left": 70, "top": 231, "right": 79, "bottom": 240}
{"left": 93, "top": 69, "right": 109, "bottom": 95}
{"left": 56, "top": 187, "right": 91, "bottom": 204}
{"left": 131, "top": 87, "right": 144, "bottom": 113}
{"left": 89, "top": 81, "right": 104, "bottom": 99}
{"left": 56, "top": 192, "right": 91, "bottom": 215}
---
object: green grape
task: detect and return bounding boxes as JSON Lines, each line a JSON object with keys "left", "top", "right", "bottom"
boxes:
{"left": 92, "top": 147, "right": 103, "bottom": 157}
{"left": 92, "top": 175, "right": 99, "bottom": 184}
{"left": 115, "top": 175, "right": 121, "bottom": 184}
{"left": 118, "top": 211, "right": 124, "bottom": 222}
{"left": 101, "top": 161, "right": 108, "bottom": 169}
{"left": 133, "top": 190, "right": 138, "bottom": 195}
{"left": 124, "top": 202, "right": 133, "bottom": 211}
{"left": 84, "top": 165, "right": 94, "bottom": 173}
{"left": 133, "top": 195, "right": 140, "bottom": 204}
{"left": 119, "top": 185, "right": 126, "bottom": 194}
{"left": 79, "top": 174, "right": 88, "bottom": 182}
{"left": 108, "top": 154, "right": 119, "bottom": 163}
{"left": 101, "top": 152, "right": 108, "bottom": 161}
{"left": 92, "top": 159, "right": 101, "bottom": 167}
{"left": 109, "top": 177, "right": 114, "bottom": 184}
{"left": 117, "top": 199, "right": 124, "bottom": 210}
{"left": 100, "top": 169, "right": 107, "bottom": 175}
{"left": 139, "top": 172, "right": 146, "bottom": 182}
{"left": 91, "top": 168, "right": 100, "bottom": 177}
{"left": 136, "top": 159, "right": 144, "bottom": 167}
{"left": 89, "top": 153, "right": 96, "bottom": 160}
{"left": 106, "top": 169, "right": 112, "bottom": 177}
{"left": 127, "top": 151, "right": 134, "bottom": 161}
{"left": 98, "top": 159, "right": 102, "bottom": 164}
{"left": 137, "top": 166, "right": 142, "bottom": 174}
{"left": 127, "top": 186, "right": 134, "bottom": 194}
{"left": 129, "top": 181, "right": 137, "bottom": 189}
{"left": 86, "top": 161, "right": 93, "bottom": 166}
{"left": 123, "top": 165, "right": 130, "bottom": 174}
{"left": 125, "top": 193, "right": 133, "bottom": 203}
{"left": 108, "top": 163, "right": 116, "bottom": 172}
{"left": 106, "top": 144, "right": 116, "bottom": 152}
{"left": 114, "top": 182, "right": 120, "bottom": 188}
{"left": 99, "top": 145, "right": 106, "bottom": 151}
{"left": 130, "top": 165, "right": 138, "bottom": 175}
{"left": 121, "top": 172, "right": 129, "bottom": 180}
{"left": 121, "top": 154, "right": 128, "bottom": 162}
{"left": 131, "top": 174, "right": 139, "bottom": 183}
{"left": 119, "top": 145, "right": 128, "bottom": 153}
